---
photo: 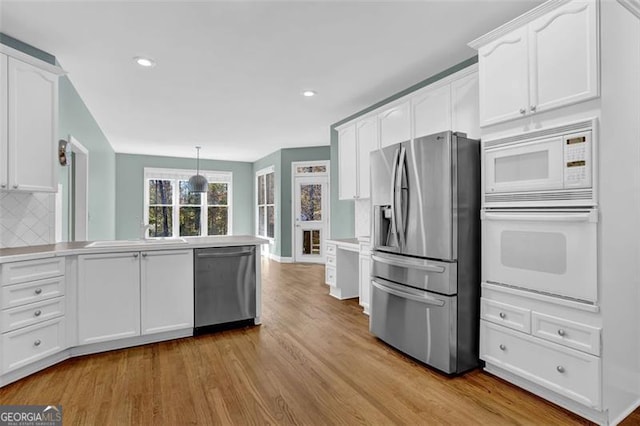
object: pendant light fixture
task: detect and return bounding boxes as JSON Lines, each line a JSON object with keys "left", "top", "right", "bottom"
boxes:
{"left": 188, "top": 146, "right": 208, "bottom": 193}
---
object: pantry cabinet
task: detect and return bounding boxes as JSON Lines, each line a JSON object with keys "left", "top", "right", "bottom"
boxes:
{"left": 472, "top": 0, "right": 598, "bottom": 127}
{"left": 78, "top": 249, "right": 194, "bottom": 345}
{"left": 0, "top": 53, "right": 61, "bottom": 192}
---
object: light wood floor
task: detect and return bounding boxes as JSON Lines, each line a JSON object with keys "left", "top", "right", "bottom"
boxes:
{"left": 1, "top": 259, "right": 639, "bottom": 425}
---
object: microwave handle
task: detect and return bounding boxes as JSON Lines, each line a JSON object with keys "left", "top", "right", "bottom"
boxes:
{"left": 481, "top": 210, "right": 598, "bottom": 223}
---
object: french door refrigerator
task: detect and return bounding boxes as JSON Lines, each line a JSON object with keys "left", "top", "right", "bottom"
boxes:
{"left": 369, "top": 131, "right": 480, "bottom": 374}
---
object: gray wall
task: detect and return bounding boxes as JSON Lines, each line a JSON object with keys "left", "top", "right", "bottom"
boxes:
{"left": 329, "top": 56, "right": 478, "bottom": 239}
{"left": 115, "top": 153, "right": 254, "bottom": 239}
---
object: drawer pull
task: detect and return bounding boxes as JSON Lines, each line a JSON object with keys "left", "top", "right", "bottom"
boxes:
{"left": 34, "top": 339, "right": 42, "bottom": 347}
{"left": 499, "top": 312, "right": 506, "bottom": 319}
{"left": 557, "top": 329, "right": 566, "bottom": 337}
{"left": 34, "top": 288, "right": 42, "bottom": 295}
{"left": 133, "top": 253, "right": 139, "bottom": 258}
{"left": 499, "top": 344, "right": 506, "bottom": 351}
{"left": 34, "top": 310, "right": 42, "bottom": 317}
{"left": 556, "top": 365, "right": 565, "bottom": 373}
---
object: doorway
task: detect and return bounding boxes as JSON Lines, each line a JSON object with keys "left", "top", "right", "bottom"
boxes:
{"left": 56, "top": 136, "right": 89, "bottom": 242}
{"left": 292, "top": 161, "right": 330, "bottom": 263}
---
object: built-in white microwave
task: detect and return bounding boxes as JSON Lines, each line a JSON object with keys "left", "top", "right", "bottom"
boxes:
{"left": 483, "top": 119, "right": 597, "bottom": 207}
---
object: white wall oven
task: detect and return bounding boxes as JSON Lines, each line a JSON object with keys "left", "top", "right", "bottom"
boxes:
{"left": 481, "top": 209, "right": 597, "bottom": 303}
{"left": 483, "top": 118, "right": 596, "bottom": 208}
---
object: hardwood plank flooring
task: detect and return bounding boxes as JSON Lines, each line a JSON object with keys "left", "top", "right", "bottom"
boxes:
{"left": 1, "top": 259, "right": 639, "bottom": 425}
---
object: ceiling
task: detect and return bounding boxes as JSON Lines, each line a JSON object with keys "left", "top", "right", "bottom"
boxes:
{"left": 1, "top": 0, "right": 543, "bottom": 162}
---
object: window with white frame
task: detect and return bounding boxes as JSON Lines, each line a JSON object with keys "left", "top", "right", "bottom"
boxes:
{"left": 144, "top": 168, "right": 232, "bottom": 238}
{"left": 256, "top": 167, "right": 275, "bottom": 239}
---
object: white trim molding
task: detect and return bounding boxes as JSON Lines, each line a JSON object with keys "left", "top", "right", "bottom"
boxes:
{"left": 0, "top": 44, "right": 66, "bottom": 76}
{"left": 618, "top": 0, "right": 640, "bottom": 19}
{"left": 261, "top": 252, "right": 293, "bottom": 263}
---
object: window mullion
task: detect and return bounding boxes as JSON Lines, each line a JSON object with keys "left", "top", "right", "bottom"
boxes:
{"left": 173, "top": 179, "right": 179, "bottom": 238}
{"left": 201, "top": 191, "right": 208, "bottom": 236}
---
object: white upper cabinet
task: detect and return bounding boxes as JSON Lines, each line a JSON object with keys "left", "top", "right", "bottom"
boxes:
{"left": 338, "top": 123, "right": 357, "bottom": 200}
{"left": 3, "top": 56, "right": 59, "bottom": 192}
{"left": 356, "top": 117, "right": 378, "bottom": 199}
{"left": 451, "top": 69, "right": 481, "bottom": 140}
{"left": 478, "top": 27, "right": 530, "bottom": 126}
{"left": 379, "top": 101, "right": 410, "bottom": 148}
{"left": 471, "top": 0, "right": 599, "bottom": 127}
{"left": 412, "top": 83, "right": 451, "bottom": 139}
{"left": 528, "top": 0, "right": 598, "bottom": 114}
{"left": 337, "top": 117, "right": 378, "bottom": 200}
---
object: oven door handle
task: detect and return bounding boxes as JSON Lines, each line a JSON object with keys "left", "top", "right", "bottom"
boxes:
{"left": 372, "top": 279, "right": 445, "bottom": 307}
{"left": 481, "top": 210, "right": 597, "bottom": 223}
{"left": 371, "top": 254, "right": 445, "bottom": 273}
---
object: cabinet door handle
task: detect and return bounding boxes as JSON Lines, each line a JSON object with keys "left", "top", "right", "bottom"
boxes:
{"left": 499, "top": 344, "right": 506, "bottom": 351}
{"left": 0, "top": 184, "right": 5, "bottom": 188}
{"left": 34, "top": 288, "right": 42, "bottom": 295}
{"left": 12, "top": 184, "right": 18, "bottom": 189}
{"left": 34, "top": 339, "right": 41, "bottom": 347}
{"left": 530, "top": 105, "right": 537, "bottom": 112}
{"left": 499, "top": 312, "right": 506, "bottom": 319}
{"left": 556, "top": 365, "right": 565, "bottom": 373}
{"left": 142, "top": 253, "right": 147, "bottom": 258}
{"left": 133, "top": 253, "right": 139, "bottom": 258}
{"left": 519, "top": 108, "right": 526, "bottom": 114}
{"left": 34, "top": 310, "right": 42, "bottom": 317}
{"left": 557, "top": 329, "right": 566, "bottom": 337}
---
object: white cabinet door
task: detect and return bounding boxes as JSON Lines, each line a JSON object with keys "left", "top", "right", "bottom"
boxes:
{"left": 7, "top": 57, "right": 58, "bottom": 192}
{"left": 0, "top": 54, "right": 7, "bottom": 190}
{"left": 451, "top": 71, "right": 480, "bottom": 139}
{"left": 379, "top": 101, "right": 410, "bottom": 148}
{"left": 141, "top": 249, "right": 194, "bottom": 335}
{"left": 528, "top": 0, "right": 598, "bottom": 114}
{"left": 478, "top": 26, "right": 529, "bottom": 127}
{"left": 412, "top": 84, "right": 451, "bottom": 139}
{"left": 338, "top": 124, "right": 357, "bottom": 200}
{"left": 78, "top": 252, "right": 141, "bottom": 345}
{"left": 356, "top": 117, "right": 378, "bottom": 199}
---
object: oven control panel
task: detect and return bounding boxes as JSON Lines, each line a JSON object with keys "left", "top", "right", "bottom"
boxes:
{"left": 563, "top": 131, "right": 591, "bottom": 188}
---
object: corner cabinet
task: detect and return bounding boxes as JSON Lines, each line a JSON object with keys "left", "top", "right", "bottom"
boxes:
{"left": 78, "top": 249, "right": 194, "bottom": 345}
{"left": 471, "top": 0, "right": 599, "bottom": 127}
{"left": 0, "top": 52, "right": 63, "bottom": 192}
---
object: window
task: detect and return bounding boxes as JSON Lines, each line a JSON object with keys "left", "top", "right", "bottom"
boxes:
{"left": 144, "top": 168, "right": 232, "bottom": 238}
{"left": 256, "top": 167, "right": 275, "bottom": 239}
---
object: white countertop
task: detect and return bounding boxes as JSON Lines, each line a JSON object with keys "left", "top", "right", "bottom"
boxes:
{"left": 0, "top": 235, "right": 269, "bottom": 264}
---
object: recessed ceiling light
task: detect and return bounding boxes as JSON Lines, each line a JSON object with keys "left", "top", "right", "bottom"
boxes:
{"left": 302, "top": 90, "right": 317, "bottom": 97}
{"left": 134, "top": 56, "right": 156, "bottom": 68}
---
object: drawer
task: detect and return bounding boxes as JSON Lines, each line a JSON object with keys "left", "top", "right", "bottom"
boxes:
{"left": 325, "top": 266, "right": 336, "bottom": 285}
{"left": 532, "top": 312, "right": 601, "bottom": 356}
{"left": 326, "top": 255, "right": 336, "bottom": 267}
{"left": 1, "top": 296, "right": 65, "bottom": 333}
{"left": 1, "top": 276, "right": 65, "bottom": 309}
{"left": 326, "top": 244, "right": 336, "bottom": 256}
{"left": 481, "top": 297, "right": 531, "bottom": 333}
{"left": 481, "top": 320, "right": 601, "bottom": 409}
{"left": 1, "top": 257, "right": 65, "bottom": 286}
{"left": 2, "top": 317, "right": 66, "bottom": 373}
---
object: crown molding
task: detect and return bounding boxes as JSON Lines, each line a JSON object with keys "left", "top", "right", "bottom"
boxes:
{"left": 618, "top": 0, "right": 640, "bottom": 19}
{"left": 0, "top": 44, "right": 66, "bottom": 75}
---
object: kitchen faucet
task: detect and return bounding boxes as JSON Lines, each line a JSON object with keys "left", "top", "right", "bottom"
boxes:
{"left": 140, "top": 222, "right": 153, "bottom": 239}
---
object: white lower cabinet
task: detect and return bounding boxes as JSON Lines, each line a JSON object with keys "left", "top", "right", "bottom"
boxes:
{"left": 358, "top": 242, "right": 371, "bottom": 315}
{"left": 2, "top": 317, "right": 66, "bottom": 373}
{"left": 78, "top": 252, "right": 141, "bottom": 345}
{"left": 78, "top": 249, "right": 194, "bottom": 345}
{"left": 141, "top": 250, "right": 194, "bottom": 335}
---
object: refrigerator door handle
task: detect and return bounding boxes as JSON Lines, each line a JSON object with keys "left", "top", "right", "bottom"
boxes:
{"left": 395, "top": 146, "right": 407, "bottom": 249}
{"left": 371, "top": 254, "right": 445, "bottom": 273}
{"left": 372, "top": 279, "right": 446, "bottom": 307}
{"left": 390, "top": 147, "right": 401, "bottom": 246}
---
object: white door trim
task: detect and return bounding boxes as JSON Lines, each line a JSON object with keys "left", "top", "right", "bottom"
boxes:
{"left": 68, "top": 136, "right": 89, "bottom": 241}
{"left": 291, "top": 160, "right": 330, "bottom": 263}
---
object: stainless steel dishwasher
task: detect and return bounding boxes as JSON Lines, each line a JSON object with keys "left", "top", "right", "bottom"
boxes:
{"left": 194, "top": 245, "right": 256, "bottom": 333}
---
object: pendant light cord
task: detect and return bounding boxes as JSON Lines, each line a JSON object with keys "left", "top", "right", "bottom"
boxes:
{"left": 196, "top": 146, "right": 201, "bottom": 176}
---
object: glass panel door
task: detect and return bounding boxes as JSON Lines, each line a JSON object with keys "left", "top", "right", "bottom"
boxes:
{"left": 294, "top": 176, "right": 328, "bottom": 263}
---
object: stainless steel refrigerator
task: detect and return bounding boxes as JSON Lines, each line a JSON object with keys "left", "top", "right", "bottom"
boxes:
{"left": 369, "top": 131, "right": 480, "bottom": 374}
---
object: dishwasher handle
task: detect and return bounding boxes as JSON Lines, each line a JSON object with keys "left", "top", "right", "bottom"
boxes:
{"left": 196, "top": 248, "right": 255, "bottom": 258}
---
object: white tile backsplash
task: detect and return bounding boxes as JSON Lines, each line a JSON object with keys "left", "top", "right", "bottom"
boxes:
{"left": 0, "top": 192, "right": 55, "bottom": 248}
{"left": 354, "top": 198, "right": 371, "bottom": 238}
